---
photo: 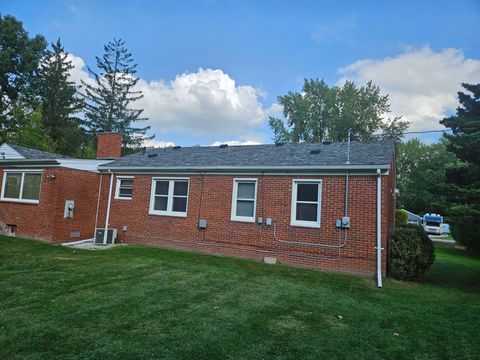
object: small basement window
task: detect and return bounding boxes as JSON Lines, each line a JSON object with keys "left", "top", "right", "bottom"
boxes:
{"left": 115, "top": 176, "right": 134, "bottom": 199}
{"left": 290, "top": 179, "right": 322, "bottom": 228}
{"left": 149, "top": 178, "right": 189, "bottom": 217}
{"left": 1, "top": 170, "right": 42, "bottom": 203}
{"left": 231, "top": 178, "right": 257, "bottom": 222}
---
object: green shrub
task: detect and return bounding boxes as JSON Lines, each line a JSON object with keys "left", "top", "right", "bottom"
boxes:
{"left": 396, "top": 209, "right": 408, "bottom": 226}
{"left": 448, "top": 205, "right": 480, "bottom": 255}
{"left": 390, "top": 224, "right": 435, "bottom": 280}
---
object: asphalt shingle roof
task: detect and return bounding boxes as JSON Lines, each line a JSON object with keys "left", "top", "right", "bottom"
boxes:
{"left": 8, "top": 144, "right": 71, "bottom": 160}
{"left": 102, "top": 140, "right": 394, "bottom": 169}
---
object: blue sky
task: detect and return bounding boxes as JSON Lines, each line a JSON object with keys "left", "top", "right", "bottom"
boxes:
{"left": 2, "top": 0, "right": 480, "bottom": 146}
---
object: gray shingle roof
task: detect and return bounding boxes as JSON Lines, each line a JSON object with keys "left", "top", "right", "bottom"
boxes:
{"left": 102, "top": 140, "right": 394, "bottom": 170}
{"left": 8, "top": 144, "right": 71, "bottom": 160}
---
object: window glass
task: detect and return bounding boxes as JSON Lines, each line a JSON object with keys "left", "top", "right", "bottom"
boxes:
{"left": 292, "top": 181, "right": 321, "bottom": 226}
{"left": 117, "top": 178, "right": 133, "bottom": 198}
{"left": 173, "top": 181, "right": 188, "bottom": 196}
{"left": 172, "top": 197, "right": 187, "bottom": 212}
{"left": 154, "top": 196, "right": 168, "bottom": 211}
{"left": 237, "top": 182, "right": 255, "bottom": 199}
{"left": 155, "top": 181, "right": 169, "bottom": 196}
{"left": 236, "top": 200, "right": 255, "bottom": 217}
{"left": 151, "top": 179, "right": 189, "bottom": 215}
{"left": 297, "top": 183, "right": 318, "bottom": 202}
{"left": 22, "top": 173, "right": 41, "bottom": 200}
{"left": 4, "top": 173, "right": 21, "bottom": 199}
{"left": 296, "top": 203, "right": 318, "bottom": 221}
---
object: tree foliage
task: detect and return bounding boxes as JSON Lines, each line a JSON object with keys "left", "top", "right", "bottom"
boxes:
{"left": 440, "top": 83, "right": 480, "bottom": 253}
{"left": 36, "top": 39, "right": 86, "bottom": 156}
{"left": 269, "top": 79, "right": 409, "bottom": 143}
{"left": 0, "top": 14, "right": 47, "bottom": 142}
{"left": 82, "top": 38, "right": 151, "bottom": 149}
{"left": 396, "top": 138, "right": 457, "bottom": 215}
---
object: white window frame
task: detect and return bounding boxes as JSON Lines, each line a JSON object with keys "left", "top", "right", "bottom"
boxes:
{"left": 114, "top": 176, "right": 134, "bottom": 200}
{"left": 290, "top": 179, "right": 322, "bottom": 228}
{"left": 231, "top": 178, "right": 258, "bottom": 223}
{"left": 0, "top": 169, "right": 43, "bottom": 204}
{"left": 149, "top": 177, "right": 190, "bottom": 217}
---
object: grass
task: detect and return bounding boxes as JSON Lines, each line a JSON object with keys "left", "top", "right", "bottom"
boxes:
{"left": 0, "top": 237, "right": 479, "bottom": 360}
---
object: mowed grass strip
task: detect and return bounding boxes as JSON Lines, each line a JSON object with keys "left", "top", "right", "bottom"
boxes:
{"left": 0, "top": 237, "right": 479, "bottom": 360}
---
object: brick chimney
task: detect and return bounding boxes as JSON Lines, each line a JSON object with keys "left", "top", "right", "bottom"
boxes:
{"left": 96, "top": 132, "right": 122, "bottom": 159}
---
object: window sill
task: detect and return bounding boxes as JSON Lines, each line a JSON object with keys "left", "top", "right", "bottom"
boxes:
{"left": 114, "top": 197, "right": 132, "bottom": 200}
{"left": 0, "top": 198, "right": 39, "bottom": 205}
{"left": 290, "top": 221, "right": 321, "bottom": 228}
{"left": 231, "top": 217, "right": 256, "bottom": 223}
{"left": 148, "top": 211, "right": 187, "bottom": 218}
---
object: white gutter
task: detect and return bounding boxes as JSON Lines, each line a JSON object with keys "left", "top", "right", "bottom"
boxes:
{"left": 98, "top": 164, "right": 390, "bottom": 171}
{"left": 376, "top": 168, "right": 383, "bottom": 288}
{"left": 103, "top": 170, "right": 114, "bottom": 245}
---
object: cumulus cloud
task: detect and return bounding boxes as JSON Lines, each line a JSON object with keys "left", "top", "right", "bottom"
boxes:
{"left": 142, "top": 139, "right": 176, "bottom": 148}
{"left": 338, "top": 47, "right": 480, "bottom": 131}
{"left": 135, "top": 68, "right": 265, "bottom": 136}
{"left": 210, "top": 140, "right": 261, "bottom": 146}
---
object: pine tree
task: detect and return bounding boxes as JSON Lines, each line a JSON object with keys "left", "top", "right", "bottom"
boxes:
{"left": 81, "top": 39, "right": 150, "bottom": 149}
{"left": 36, "top": 39, "right": 85, "bottom": 156}
{"left": 440, "top": 83, "right": 480, "bottom": 254}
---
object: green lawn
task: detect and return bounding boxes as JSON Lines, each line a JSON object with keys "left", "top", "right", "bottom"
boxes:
{"left": 0, "top": 237, "right": 479, "bottom": 360}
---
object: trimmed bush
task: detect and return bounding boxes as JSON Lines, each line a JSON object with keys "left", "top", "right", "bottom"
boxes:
{"left": 390, "top": 224, "right": 435, "bottom": 280}
{"left": 396, "top": 209, "right": 408, "bottom": 226}
{"left": 448, "top": 205, "right": 480, "bottom": 255}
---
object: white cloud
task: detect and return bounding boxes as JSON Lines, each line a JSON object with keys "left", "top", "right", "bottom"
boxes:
{"left": 210, "top": 140, "right": 261, "bottom": 146}
{"left": 142, "top": 139, "right": 175, "bottom": 148}
{"left": 67, "top": 54, "right": 95, "bottom": 87}
{"left": 68, "top": 57, "right": 268, "bottom": 139}
{"left": 338, "top": 47, "right": 480, "bottom": 131}
{"left": 311, "top": 14, "right": 358, "bottom": 45}
{"left": 135, "top": 68, "right": 265, "bottom": 136}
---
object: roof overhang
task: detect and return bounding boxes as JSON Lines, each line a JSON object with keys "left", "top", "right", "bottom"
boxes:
{"left": 98, "top": 164, "right": 391, "bottom": 174}
{"left": 0, "top": 159, "right": 60, "bottom": 167}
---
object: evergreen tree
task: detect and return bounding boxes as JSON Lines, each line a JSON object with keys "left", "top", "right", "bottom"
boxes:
{"left": 36, "top": 39, "right": 85, "bottom": 156}
{"left": 81, "top": 39, "right": 150, "bottom": 149}
{"left": 269, "top": 79, "right": 409, "bottom": 143}
{"left": 0, "top": 15, "right": 47, "bottom": 142}
{"left": 440, "top": 83, "right": 480, "bottom": 254}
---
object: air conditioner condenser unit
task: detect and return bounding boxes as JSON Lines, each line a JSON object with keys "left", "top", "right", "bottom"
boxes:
{"left": 94, "top": 228, "right": 117, "bottom": 245}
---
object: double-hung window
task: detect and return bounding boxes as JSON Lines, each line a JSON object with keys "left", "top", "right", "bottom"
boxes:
{"left": 115, "top": 176, "right": 134, "bottom": 200}
{"left": 231, "top": 178, "right": 257, "bottom": 222}
{"left": 1, "top": 170, "right": 42, "bottom": 203}
{"left": 150, "top": 178, "right": 189, "bottom": 217}
{"left": 291, "top": 179, "right": 322, "bottom": 228}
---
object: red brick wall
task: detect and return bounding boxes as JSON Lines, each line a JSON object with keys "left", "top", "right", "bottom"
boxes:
{"left": 0, "top": 167, "right": 101, "bottom": 243}
{"left": 98, "top": 172, "right": 395, "bottom": 276}
{"left": 96, "top": 132, "right": 122, "bottom": 159}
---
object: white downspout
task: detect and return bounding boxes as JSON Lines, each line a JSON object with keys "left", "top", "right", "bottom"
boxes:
{"left": 103, "top": 170, "right": 114, "bottom": 245}
{"left": 376, "top": 168, "right": 383, "bottom": 288}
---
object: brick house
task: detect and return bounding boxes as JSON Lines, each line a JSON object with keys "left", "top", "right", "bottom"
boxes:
{"left": 0, "top": 134, "right": 117, "bottom": 242}
{"left": 0, "top": 133, "right": 395, "bottom": 286}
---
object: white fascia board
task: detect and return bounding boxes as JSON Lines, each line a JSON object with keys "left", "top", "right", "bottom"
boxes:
{"left": 57, "top": 159, "right": 113, "bottom": 173}
{"left": 0, "top": 144, "right": 25, "bottom": 159}
{"left": 98, "top": 164, "right": 391, "bottom": 172}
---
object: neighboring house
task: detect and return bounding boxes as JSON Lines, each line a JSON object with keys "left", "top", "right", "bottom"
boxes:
{"left": 0, "top": 135, "right": 117, "bottom": 242}
{"left": 404, "top": 209, "right": 423, "bottom": 226}
{"left": 0, "top": 133, "right": 396, "bottom": 285}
